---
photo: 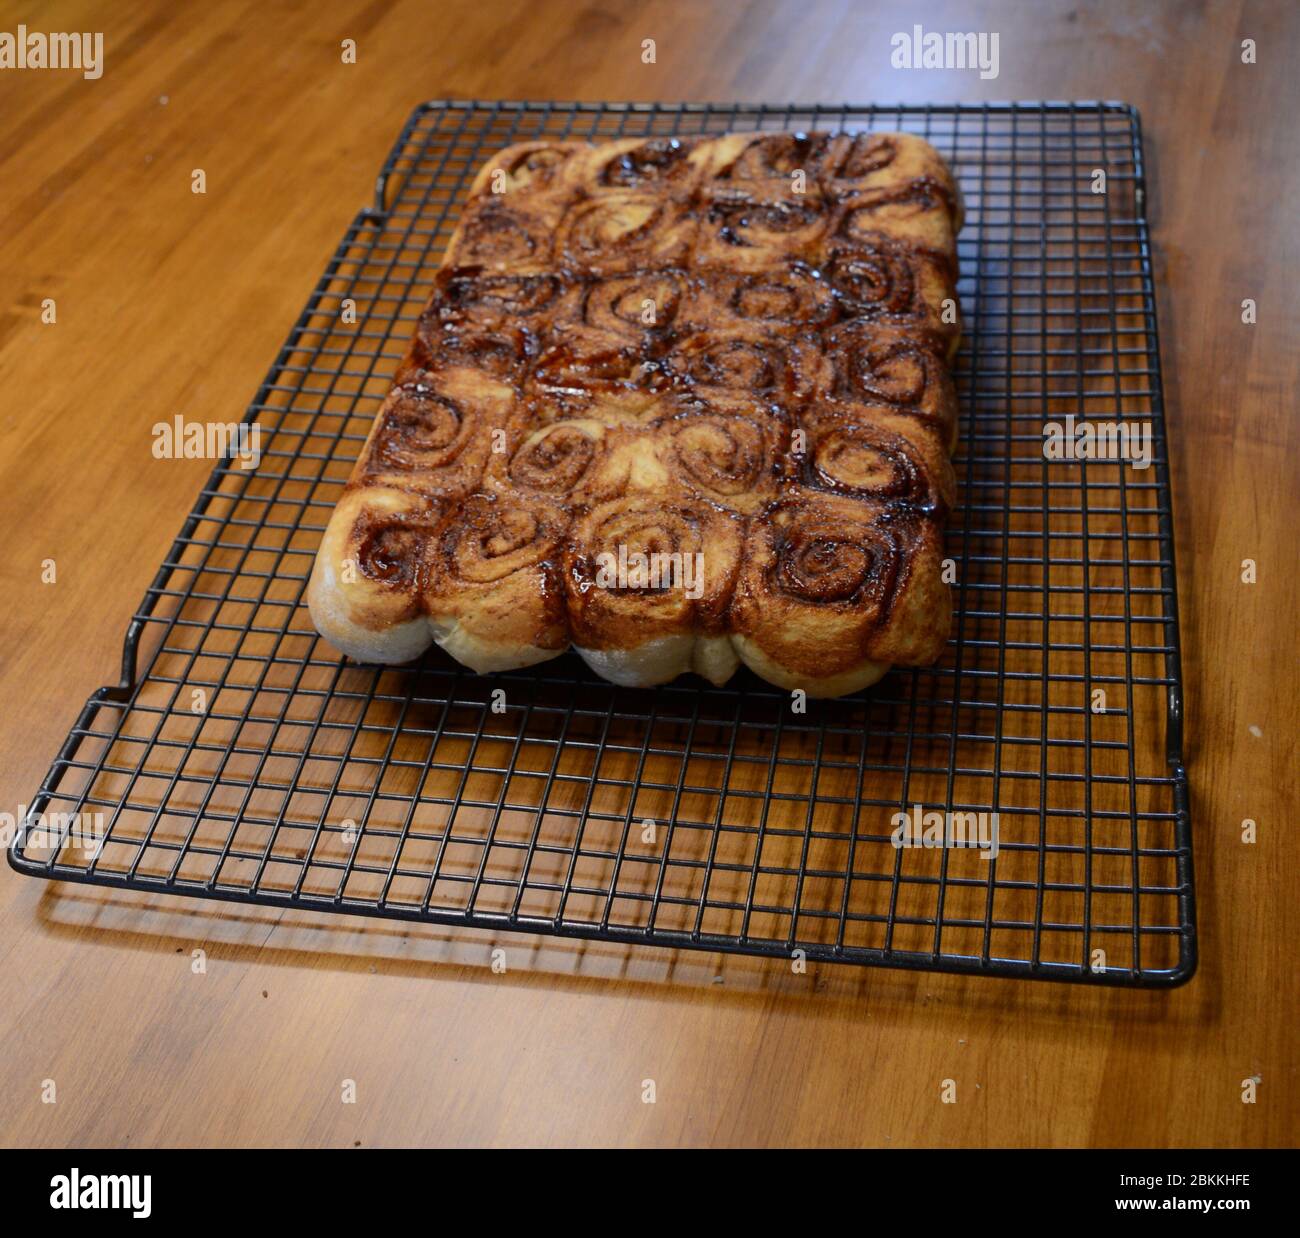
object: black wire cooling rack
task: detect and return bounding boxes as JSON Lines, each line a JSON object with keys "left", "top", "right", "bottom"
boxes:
{"left": 9, "top": 101, "right": 1193, "bottom": 985}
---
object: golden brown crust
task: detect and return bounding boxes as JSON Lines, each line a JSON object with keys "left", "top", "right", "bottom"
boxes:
{"left": 308, "top": 130, "right": 962, "bottom": 695}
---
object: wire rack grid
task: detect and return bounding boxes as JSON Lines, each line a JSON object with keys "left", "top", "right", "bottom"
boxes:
{"left": 9, "top": 100, "right": 1193, "bottom": 985}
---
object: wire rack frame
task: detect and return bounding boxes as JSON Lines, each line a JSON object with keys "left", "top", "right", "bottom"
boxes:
{"left": 9, "top": 101, "right": 1193, "bottom": 986}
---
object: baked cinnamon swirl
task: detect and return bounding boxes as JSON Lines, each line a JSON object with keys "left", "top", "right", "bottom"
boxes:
{"left": 307, "top": 486, "right": 445, "bottom": 665}
{"left": 422, "top": 490, "right": 571, "bottom": 671}
{"left": 664, "top": 329, "right": 831, "bottom": 404}
{"left": 309, "top": 130, "right": 963, "bottom": 696}
{"left": 797, "top": 404, "right": 956, "bottom": 516}
{"left": 729, "top": 489, "right": 950, "bottom": 696}
{"left": 696, "top": 185, "right": 830, "bottom": 270}
{"left": 711, "top": 132, "right": 840, "bottom": 181}
{"left": 570, "top": 137, "right": 707, "bottom": 194}
{"left": 353, "top": 365, "right": 510, "bottom": 500}
{"left": 657, "top": 393, "right": 788, "bottom": 513}
{"left": 446, "top": 200, "right": 554, "bottom": 271}
{"left": 558, "top": 192, "right": 697, "bottom": 273}
{"left": 824, "top": 321, "right": 959, "bottom": 446}
{"left": 565, "top": 496, "right": 744, "bottom": 687}
{"left": 482, "top": 400, "right": 642, "bottom": 506}
{"left": 832, "top": 180, "right": 957, "bottom": 271}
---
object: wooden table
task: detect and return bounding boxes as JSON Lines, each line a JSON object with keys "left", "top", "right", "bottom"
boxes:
{"left": 1, "top": 0, "right": 1294, "bottom": 1148}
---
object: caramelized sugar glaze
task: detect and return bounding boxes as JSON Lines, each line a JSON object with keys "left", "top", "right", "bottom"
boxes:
{"left": 308, "top": 132, "right": 963, "bottom": 696}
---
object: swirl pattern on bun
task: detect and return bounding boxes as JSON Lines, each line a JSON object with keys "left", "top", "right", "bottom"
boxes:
{"left": 660, "top": 394, "right": 787, "bottom": 513}
{"left": 421, "top": 490, "right": 571, "bottom": 672}
{"left": 797, "top": 407, "right": 955, "bottom": 516}
{"left": 565, "top": 497, "right": 743, "bottom": 649}
{"left": 583, "top": 269, "right": 684, "bottom": 337}
{"left": 558, "top": 193, "right": 696, "bottom": 273}
{"left": 355, "top": 366, "right": 511, "bottom": 500}
{"left": 495, "top": 142, "right": 578, "bottom": 193}
{"left": 824, "top": 322, "right": 958, "bottom": 444}
{"left": 446, "top": 201, "right": 553, "bottom": 270}
{"left": 677, "top": 261, "right": 838, "bottom": 337}
{"left": 716, "top": 132, "right": 838, "bottom": 181}
{"left": 585, "top": 137, "right": 703, "bottom": 191}
{"left": 729, "top": 489, "right": 949, "bottom": 693}
{"left": 696, "top": 187, "right": 830, "bottom": 269}
{"left": 823, "top": 244, "right": 960, "bottom": 355}
{"left": 664, "top": 328, "right": 832, "bottom": 406}
{"left": 833, "top": 180, "right": 957, "bottom": 270}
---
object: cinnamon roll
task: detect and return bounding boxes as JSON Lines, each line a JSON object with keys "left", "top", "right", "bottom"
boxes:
{"left": 665, "top": 331, "right": 781, "bottom": 391}
{"left": 470, "top": 140, "right": 587, "bottom": 196}
{"left": 825, "top": 132, "right": 963, "bottom": 227}
{"left": 445, "top": 200, "right": 553, "bottom": 271}
{"left": 355, "top": 365, "right": 509, "bottom": 500}
{"left": 824, "top": 321, "right": 959, "bottom": 446}
{"left": 502, "top": 419, "right": 605, "bottom": 495}
{"left": 822, "top": 243, "right": 960, "bottom": 357}
{"left": 565, "top": 496, "right": 743, "bottom": 686}
{"left": 419, "top": 270, "right": 562, "bottom": 377}
{"left": 307, "top": 486, "right": 444, "bottom": 664}
{"left": 657, "top": 394, "right": 787, "bottom": 513}
{"left": 830, "top": 132, "right": 904, "bottom": 180}
{"left": 729, "top": 489, "right": 950, "bottom": 696}
{"left": 432, "top": 269, "right": 565, "bottom": 332}
{"left": 709, "top": 132, "right": 839, "bottom": 182}
{"left": 310, "top": 131, "right": 964, "bottom": 697}
{"left": 831, "top": 179, "right": 958, "bottom": 272}
{"left": 663, "top": 328, "right": 830, "bottom": 403}
{"left": 677, "top": 261, "right": 838, "bottom": 336}
{"left": 482, "top": 406, "right": 642, "bottom": 506}
{"left": 582, "top": 269, "right": 685, "bottom": 337}
{"left": 528, "top": 269, "right": 684, "bottom": 389}
{"left": 423, "top": 490, "right": 571, "bottom": 671}
{"left": 558, "top": 192, "right": 697, "bottom": 273}
{"left": 413, "top": 320, "right": 535, "bottom": 383}
{"left": 797, "top": 406, "right": 956, "bottom": 516}
{"left": 567, "top": 137, "right": 706, "bottom": 194}
{"left": 696, "top": 185, "right": 829, "bottom": 270}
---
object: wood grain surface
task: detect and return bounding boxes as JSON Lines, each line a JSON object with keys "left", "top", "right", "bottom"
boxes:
{"left": 0, "top": 0, "right": 1295, "bottom": 1148}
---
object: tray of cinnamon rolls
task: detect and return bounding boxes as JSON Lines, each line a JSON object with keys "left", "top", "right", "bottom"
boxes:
{"left": 308, "top": 129, "right": 963, "bottom": 698}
